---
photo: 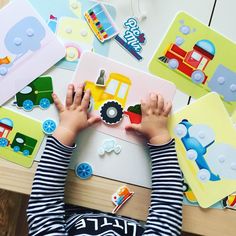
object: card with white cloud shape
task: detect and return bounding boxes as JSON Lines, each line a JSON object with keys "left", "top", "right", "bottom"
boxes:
{"left": 149, "top": 12, "right": 236, "bottom": 114}
{"left": 169, "top": 92, "right": 236, "bottom": 208}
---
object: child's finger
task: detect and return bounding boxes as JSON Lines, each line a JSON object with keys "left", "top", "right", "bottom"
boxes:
{"left": 141, "top": 99, "right": 149, "bottom": 116}
{"left": 125, "top": 123, "right": 141, "bottom": 133}
{"left": 66, "top": 84, "right": 74, "bottom": 108}
{"left": 81, "top": 89, "right": 91, "bottom": 110}
{"left": 150, "top": 93, "right": 157, "bottom": 111}
{"left": 52, "top": 93, "right": 64, "bottom": 112}
{"left": 88, "top": 116, "right": 101, "bottom": 126}
{"left": 74, "top": 83, "right": 84, "bottom": 107}
{"left": 163, "top": 101, "right": 172, "bottom": 116}
{"left": 157, "top": 94, "right": 164, "bottom": 113}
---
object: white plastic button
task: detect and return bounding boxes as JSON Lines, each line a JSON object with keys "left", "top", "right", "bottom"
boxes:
{"left": 26, "top": 28, "right": 34, "bottom": 37}
{"left": 14, "top": 37, "right": 22, "bottom": 46}
{"left": 217, "top": 76, "right": 225, "bottom": 85}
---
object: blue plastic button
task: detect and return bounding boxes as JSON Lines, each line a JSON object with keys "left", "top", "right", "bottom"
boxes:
{"left": 75, "top": 162, "right": 93, "bottom": 179}
{"left": 42, "top": 119, "right": 57, "bottom": 135}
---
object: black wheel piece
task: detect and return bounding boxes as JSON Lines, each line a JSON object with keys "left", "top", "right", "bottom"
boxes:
{"left": 100, "top": 101, "right": 123, "bottom": 125}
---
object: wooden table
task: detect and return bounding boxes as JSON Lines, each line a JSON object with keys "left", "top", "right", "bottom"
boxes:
{"left": 0, "top": 158, "right": 235, "bottom": 236}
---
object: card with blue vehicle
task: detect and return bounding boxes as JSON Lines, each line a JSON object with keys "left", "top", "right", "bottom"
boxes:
{"left": 13, "top": 76, "right": 54, "bottom": 111}
{"left": 149, "top": 12, "right": 236, "bottom": 114}
{"left": 0, "top": 107, "right": 44, "bottom": 168}
{"left": 170, "top": 92, "right": 236, "bottom": 208}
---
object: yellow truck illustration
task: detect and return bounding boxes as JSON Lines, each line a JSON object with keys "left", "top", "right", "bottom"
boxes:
{"left": 85, "top": 72, "right": 131, "bottom": 124}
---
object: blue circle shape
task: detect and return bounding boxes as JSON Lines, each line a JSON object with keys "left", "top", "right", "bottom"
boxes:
{"left": 23, "top": 99, "right": 34, "bottom": 111}
{"left": 13, "top": 146, "right": 20, "bottom": 152}
{"left": 42, "top": 119, "right": 57, "bottom": 135}
{"left": 191, "top": 70, "right": 204, "bottom": 83}
{"left": 0, "top": 138, "right": 8, "bottom": 147}
{"left": 23, "top": 149, "right": 30, "bottom": 156}
{"left": 168, "top": 59, "right": 179, "bottom": 70}
{"left": 39, "top": 98, "right": 50, "bottom": 109}
{"left": 0, "top": 67, "right": 8, "bottom": 76}
{"left": 75, "top": 162, "right": 93, "bottom": 180}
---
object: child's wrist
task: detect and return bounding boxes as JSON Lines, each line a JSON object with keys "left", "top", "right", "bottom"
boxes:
{"left": 149, "top": 130, "right": 171, "bottom": 145}
{"left": 53, "top": 126, "right": 77, "bottom": 147}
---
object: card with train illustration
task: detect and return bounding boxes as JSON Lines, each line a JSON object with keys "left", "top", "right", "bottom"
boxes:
{"left": 0, "top": 107, "right": 44, "bottom": 168}
{"left": 73, "top": 52, "right": 176, "bottom": 144}
{"left": 29, "top": 0, "right": 117, "bottom": 70}
{"left": 169, "top": 92, "right": 236, "bottom": 208}
{"left": 149, "top": 12, "right": 236, "bottom": 114}
{"left": 0, "top": 0, "right": 65, "bottom": 105}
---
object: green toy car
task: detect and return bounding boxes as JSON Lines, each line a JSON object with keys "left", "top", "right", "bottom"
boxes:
{"left": 14, "top": 76, "right": 53, "bottom": 111}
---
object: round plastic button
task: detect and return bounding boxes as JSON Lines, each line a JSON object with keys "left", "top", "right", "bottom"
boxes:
{"left": 75, "top": 162, "right": 93, "bottom": 179}
{"left": 14, "top": 37, "right": 22, "bottom": 46}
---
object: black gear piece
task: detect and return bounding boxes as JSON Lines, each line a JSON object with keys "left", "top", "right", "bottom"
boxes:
{"left": 100, "top": 101, "right": 123, "bottom": 125}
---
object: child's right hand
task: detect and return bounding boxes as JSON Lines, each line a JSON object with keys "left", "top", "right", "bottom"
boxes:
{"left": 125, "top": 93, "right": 172, "bottom": 145}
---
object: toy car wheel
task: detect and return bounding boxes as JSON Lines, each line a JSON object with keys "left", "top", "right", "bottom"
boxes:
{"left": 0, "top": 138, "right": 8, "bottom": 147}
{"left": 100, "top": 101, "right": 123, "bottom": 125}
{"left": 198, "top": 169, "right": 210, "bottom": 182}
{"left": 23, "top": 150, "right": 30, "bottom": 156}
{"left": 39, "top": 98, "right": 51, "bottom": 109}
{"left": 23, "top": 99, "right": 34, "bottom": 111}
{"left": 13, "top": 146, "right": 20, "bottom": 152}
{"left": 75, "top": 162, "right": 93, "bottom": 180}
{"left": 183, "top": 183, "right": 189, "bottom": 192}
{"left": 191, "top": 70, "right": 205, "bottom": 84}
{"left": 186, "top": 149, "right": 198, "bottom": 160}
{"left": 174, "top": 124, "right": 187, "bottom": 138}
{"left": 168, "top": 59, "right": 179, "bottom": 70}
{"left": 42, "top": 119, "right": 57, "bottom": 135}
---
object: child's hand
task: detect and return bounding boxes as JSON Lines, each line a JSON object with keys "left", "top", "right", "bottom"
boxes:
{"left": 52, "top": 83, "right": 100, "bottom": 146}
{"left": 125, "top": 93, "right": 172, "bottom": 145}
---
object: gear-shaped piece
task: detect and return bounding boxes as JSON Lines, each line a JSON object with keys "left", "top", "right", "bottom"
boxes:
{"left": 100, "top": 101, "right": 123, "bottom": 125}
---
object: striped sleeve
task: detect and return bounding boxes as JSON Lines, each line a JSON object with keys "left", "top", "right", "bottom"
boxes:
{"left": 143, "top": 139, "right": 183, "bottom": 236}
{"left": 27, "top": 136, "right": 75, "bottom": 236}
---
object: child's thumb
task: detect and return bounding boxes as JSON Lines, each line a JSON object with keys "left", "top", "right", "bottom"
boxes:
{"left": 125, "top": 123, "right": 141, "bottom": 132}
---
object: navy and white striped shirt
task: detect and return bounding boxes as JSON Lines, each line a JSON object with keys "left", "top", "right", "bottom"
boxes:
{"left": 27, "top": 136, "right": 183, "bottom": 235}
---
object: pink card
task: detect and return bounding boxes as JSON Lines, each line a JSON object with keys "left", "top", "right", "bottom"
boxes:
{"left": 73, "top": 52, "right": 176, "bottom": 144}
{"left": 0, "top": 0, "right": 65, "bottom": 105}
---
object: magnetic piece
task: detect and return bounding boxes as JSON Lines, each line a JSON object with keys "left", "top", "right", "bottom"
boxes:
{"left": 75, "top": 162, "right": 93, "bottom": 179}
{"left": 84, "top": 3, "right": 119, "bottom": 43}
{"left": 115, "top": 35, "right": 143, "bottom": 61}
{"left": 26, "top": 28, "right": 34, "bottom": 37}
{"left": 174, "top": 123, "right": 187, "bottom": 138}
{"left": 198, "top": 169, "right": 211, "bottom": 182}
{"left": 14, "top": 76, "right": 54, "bottom": 111}
{"left": 125, "top": 104, "right": 142, "bottom": 124}
{"left": 98, "top": 139, "right": 122, "bottom": 156}
{"left": 65, "top": 45, "right": 80, "bottom": 62}
{"left": 80, "top": 29, "right": 88, "bottom": 37}
{"left": 222, "top": 193, "right": 236, "bottom": 209}
{"left": 42, "top": 119, "right": 57, "bottom": 135}
{"left": 188, "top": 124, "right": 215, "bottom": 148}
{"left": 0, "top": 107, "right": 44, "bottom": 168}
{"left": 95, "top": 69, "right": 106, "bottom": 86}
{"left": 187, "top": 149, "right": 198, "bottom": 160}
{"left": 218, "top": 154, "right": 226, "bottom": 163}
{"left": 100, "top": 101, "right": 124, "bottom": 125}
{"left": 208, "top": 64, "right": 236, "bottom": 102}
{"left": 14, "top": 37, "right": 23, "bottom": 46}
{"left": 65, "top": 27, "right": 72, "bottom": 34}
{"left": 112, "top": 186, "right": 134, "bottom": 214}
{"left": 0, "top": 56, "right": 11, "bottom": 65}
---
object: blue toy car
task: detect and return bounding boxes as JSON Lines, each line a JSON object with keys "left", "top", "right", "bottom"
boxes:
{"left": 175, "top": 119, "right": 220, "bottom": 182}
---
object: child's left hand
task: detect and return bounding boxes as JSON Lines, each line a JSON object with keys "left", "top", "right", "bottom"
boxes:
{"left": 52, "top": 83, "right": 101, "bottom": 146}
